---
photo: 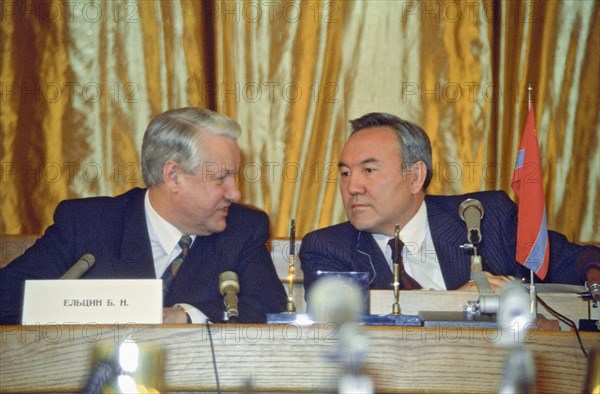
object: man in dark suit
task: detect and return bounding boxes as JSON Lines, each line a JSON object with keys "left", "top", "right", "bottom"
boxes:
{"left": 0, "top": 107, "right": 287, "bottom": 324}
{"left": 300, "top": 112, "right": 599, "bottom": 295}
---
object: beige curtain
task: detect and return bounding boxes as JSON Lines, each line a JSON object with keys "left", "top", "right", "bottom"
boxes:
{"left": 1, "top": 0, "right": 598, "bottom": 244}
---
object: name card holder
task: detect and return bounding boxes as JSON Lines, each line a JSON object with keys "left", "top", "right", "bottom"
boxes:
{"left": 22, "top": 279, "right": 163, "bottom": 325}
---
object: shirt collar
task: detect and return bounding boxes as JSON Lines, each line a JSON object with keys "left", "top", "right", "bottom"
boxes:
{"left": 372, "top": 200, "right": 428, "bottom": 251}
{"left": 398, "top": 199, "right": 428, "bottom": 245}
{"left": 144, "top": 190, "right": 195, "bottom": 256}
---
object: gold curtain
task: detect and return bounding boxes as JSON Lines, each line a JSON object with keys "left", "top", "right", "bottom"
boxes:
{"left": 1, "top": 0, "right": 598, "bottom": 244}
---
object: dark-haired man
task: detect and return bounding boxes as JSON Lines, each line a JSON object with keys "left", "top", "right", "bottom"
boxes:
{"left": 300, "top": 112, "right": 599, "bottom": 295}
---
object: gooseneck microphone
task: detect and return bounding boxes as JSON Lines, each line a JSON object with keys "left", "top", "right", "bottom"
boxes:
{"left": 61, "top": 254, "right": 96, "bottom": 279}
{"left": 459, "top": 199, "right": 496, "bottom": 316}
{"left": 575, "top": 250, "right": 600, "bottom": 301}
{"left": 219, "top": 271, "right": 240, "bottom": 322}
{"left": 459, "top": 198, "right": 484, "bottom": 244}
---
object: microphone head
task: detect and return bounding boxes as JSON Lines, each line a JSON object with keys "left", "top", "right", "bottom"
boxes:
{"left": 459, "top": 198, "right": 484, "bottom": 244}
{"left": 459, "top": 198, "right": 484, "bottom": 222}
{"left": 81, "top": 253, "right": 96, "bottom": 269}
{"left": 61, "top": 253, "right": 96, "bottom": 279}
{"left": 219, "top": 271, "right": 239, "bottom": 295}
{"left": 307, "top": 276, "right": 365, "bottom": 325}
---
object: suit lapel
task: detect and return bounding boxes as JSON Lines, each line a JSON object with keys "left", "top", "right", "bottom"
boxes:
{"left": 166, "top": 234, "right": 220, "bottom": 303}
{"left": 177, "top": 235, "right": 217, "bottom": 284}
{"left": 117, "top": 189, "right": 155, "bottom": 278}
{"left": 425, "top": 197, "right": 471, "bottom": 289}
{"left": 355, "top": 231, "right": 393, "bottom": 288}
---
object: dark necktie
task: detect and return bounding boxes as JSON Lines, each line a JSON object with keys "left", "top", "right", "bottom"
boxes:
{"left": 162, "top": 235, "right": 192, "bottom": 294}
{"left": 387, "top": 238, "right": 422, "bottom": 290}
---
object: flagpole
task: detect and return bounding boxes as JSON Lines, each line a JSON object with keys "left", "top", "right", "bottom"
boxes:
{"left": 529, "top": 269, "right": 537, "bottom": 319}
{"left": 527, "top": 83, "right": 537, "bottom": 321}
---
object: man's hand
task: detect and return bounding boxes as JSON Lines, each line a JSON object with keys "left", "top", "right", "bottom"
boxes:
{"left": 162, "top": 307, "right": 189, "bottom": 324}
{"left": 457, "top": 271, "right": 516, "bottom": 293}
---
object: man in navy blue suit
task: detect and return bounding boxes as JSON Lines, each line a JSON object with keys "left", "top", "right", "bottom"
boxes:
{"left": 299, "top": 112, "right": 599, "bottom": 295}
{"left": 0, "top": 107, "right": 287, "bottom": 324}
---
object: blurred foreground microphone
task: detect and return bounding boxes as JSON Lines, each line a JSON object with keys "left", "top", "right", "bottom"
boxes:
{"left": 307, "top": 276, "right": 364, "bottom": 325}
{"left": 308, "top": 276, "right": 373, "bottom": 394}
{"left": 83, "top": 342, "right": 164, "bottom": 394}
{"left": 575, "top": 250, "right": 600, "bottom": 301}
{"left": 61, "top": 254, "right": 95, "bottom": 279}
{"left": 219, "top": 271, "right": 239, "bottom": 322}
{"left": 498, "top": 348, "right": 535, "bottom": 394}
{"left": 497, "top": 280, "right": 533, "bottom": 343}
{"left": 497, "top": 281, "right": 535, "bottom": 394}
{"left": 459, "top": 198, "right": 484, "bottom": 244}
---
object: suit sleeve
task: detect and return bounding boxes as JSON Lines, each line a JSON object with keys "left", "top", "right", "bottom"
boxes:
{"left": 545, "top": 231, "right": 599, "bottom": 284}
{"left": 488, "top": 191, "right": 599, "bottom": 284}
{"left": 0, "top": 201, "right": 79, "bottom": 324}
{"left": 192, "top": 209, "right": 287, "bottom": 323}
{"left": 478, "top": 191, "right": 530, "bottom": 279}
{"left": 299, "top": 230, "right": 356, "bottom": 297}
{"left": 235, "top": 211, "right": 287, "bottom": 322}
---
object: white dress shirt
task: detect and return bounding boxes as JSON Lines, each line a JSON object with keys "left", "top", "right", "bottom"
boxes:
{"left": 144, "top": 191, "right": 206, "bottom": 323}
{"left": 372, "top": 200, "right": 447, "bottom": 290}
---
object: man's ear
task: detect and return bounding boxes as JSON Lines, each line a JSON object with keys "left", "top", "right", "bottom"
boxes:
{"left": 408, "top": 161, "right": 427, "bottom": 194}
{"left": 163, "top": 160, "right": 181, "bottom": 191}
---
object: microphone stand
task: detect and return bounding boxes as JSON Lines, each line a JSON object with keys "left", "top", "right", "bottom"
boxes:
{"left": 266, "top": 219, "right": 318, "bottom": 325}
{"left": 344, "top": 223, "right": 420, "bottom": 327}
{"left": 391, "top": 225, "right": 401, "bottom": 315}
{"left": 286, "top": 219, "right": 296, "bottom": 313}
{"left": 462, "top": 237, "right": 499, "bottom": 317}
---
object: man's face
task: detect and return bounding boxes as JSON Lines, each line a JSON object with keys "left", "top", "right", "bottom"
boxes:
{"left": 338, "top": 127, "right": 424, "bottom": 236}
{"left": 173, "top": 133, "right": 241, "bottom": 235}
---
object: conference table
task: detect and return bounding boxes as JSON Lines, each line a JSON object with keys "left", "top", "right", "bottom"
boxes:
{"left": 3, "top": 236, "right": 598, "bottom": 392}
{"left": 1, "top": 321, "right": 597, "bottom": 393}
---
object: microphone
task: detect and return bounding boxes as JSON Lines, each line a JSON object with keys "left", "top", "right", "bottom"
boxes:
{"left": 459, "top": 198, "right": 484, "bottom": 244}
{"left": 219, "top": 271, "right": 239, "bottom": 322}
{"left": 575, "top": 250, "right": 600, "bottom": 301}
{"left": 61, "top": 254, "right": 96, "bottom": 279}
{"left": 307, "top": 276, "right": 365, "bottom": 325}
{"left": 82, "top": 361, "right": 116, "bottom": 394}
{"left": 497, "top": 281, "right": 533, "bottom": 340}
{"left": 498, "top": 348, "right": 535, "bottom": 394}
{"left": 307, "top": 276, "right": 373, "bottom": 393}
{"left": 497, "top": 282, "right": 536, "bottom": 394}
{"left": 459, "top": 199, "right": 496, "bottom": 316}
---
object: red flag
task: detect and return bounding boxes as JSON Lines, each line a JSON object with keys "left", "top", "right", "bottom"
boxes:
{"left": 511, "top": 103, "right": 549, "bottom": 279}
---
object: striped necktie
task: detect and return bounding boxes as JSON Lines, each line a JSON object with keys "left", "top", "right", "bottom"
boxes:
{"left": 388, "top": 238, "right": 422, "bottom": 290}
{"left": 162, "top": 235, "right": 192, "bottom": 294}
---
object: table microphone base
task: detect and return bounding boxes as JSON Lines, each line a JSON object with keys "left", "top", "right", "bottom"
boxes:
{"left": 362, "top": 314, "right": 421, "bottom": 326}
{"left": 266, "top": 313, "right": 421, "bottom": 326}
{"left": 419, "top": 311, "right": 498, "bottom": 328}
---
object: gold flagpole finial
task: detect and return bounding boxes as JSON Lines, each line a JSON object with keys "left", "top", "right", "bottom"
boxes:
{"left": 527, "top": 84, "right": 533, "bottom": 107}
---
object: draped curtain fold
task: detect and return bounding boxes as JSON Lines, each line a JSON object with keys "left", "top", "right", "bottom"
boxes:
{"left": 1, "top": 0, "right": 598, "bottom": 243}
